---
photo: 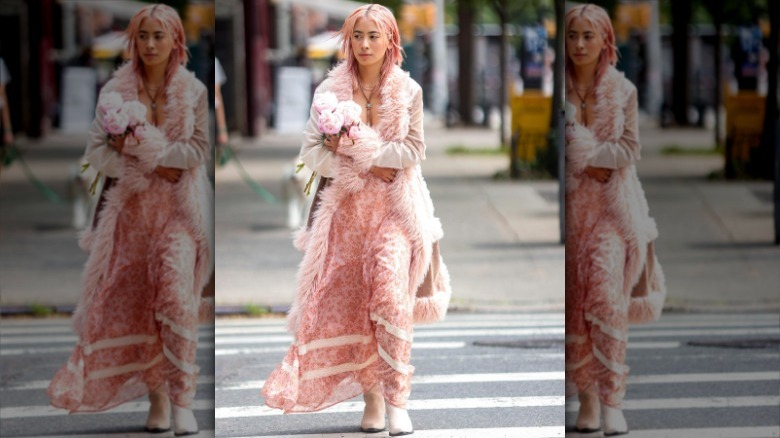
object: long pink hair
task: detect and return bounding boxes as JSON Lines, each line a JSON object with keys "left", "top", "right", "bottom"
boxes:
{"left": 125, "top": 4, "right": 189, "bottom": 87}
{"left": 565, "top": 4, "right": 618, "bottom": 88}
{"left": 338, "top": 4, "right": 404, "bottom": 89}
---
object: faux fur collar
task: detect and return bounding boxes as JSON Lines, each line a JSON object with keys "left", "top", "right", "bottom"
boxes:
{"left": 323, "top": 62, "right": 412, "bottom": 142}
{"left": 103, "top": 63, "right": 198, "bottom": 143}
{"left": 590, "top": 66, "right": 630, "bottom": 142}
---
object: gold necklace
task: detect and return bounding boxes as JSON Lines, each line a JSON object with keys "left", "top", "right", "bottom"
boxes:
{"left": 142, "top": 80, "right": 163, "bottom": 125}
{"left": 357, "top": 76, "right": 379, "bottom": 124}
{"left": 573, "top": 82, "right": 594, "bottom": 126}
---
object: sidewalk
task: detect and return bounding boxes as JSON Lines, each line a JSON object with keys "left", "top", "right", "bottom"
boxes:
{"left": 635, "top": 117, "right": 780, "bottom": 311}
{"left": 215, "top": 124, "right": 565, "bottom": 313}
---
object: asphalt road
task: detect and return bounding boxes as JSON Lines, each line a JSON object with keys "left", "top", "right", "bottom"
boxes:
{"left": 0, "top": 317, "right": 216, "bottom": 437}
{"left": 214, "top": 312, "right": 566, "bottom": 438}
{"left": 565, "top": 312, "right": 780, "bottom": 438}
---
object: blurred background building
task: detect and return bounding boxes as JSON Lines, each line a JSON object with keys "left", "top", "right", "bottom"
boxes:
{"left": 0, "top": 0, "right": 215, "bottom": 140}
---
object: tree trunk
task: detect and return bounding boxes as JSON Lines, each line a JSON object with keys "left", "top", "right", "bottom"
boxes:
{"left": 763, "top": 0, "right": 779, "bottom": 242}
{"left": 457, "top": 0, "right": 475, "bottom": 126}
{"left": 671, "top": 0, "right": 692, "bottom": 126}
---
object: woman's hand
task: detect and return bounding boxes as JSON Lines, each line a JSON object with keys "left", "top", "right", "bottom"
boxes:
{"left": 370, "top": 166, "right": 398, "bottom": 183}
{"left": 584, "top": 166, "right": 612, "bottom": 183}
{"left": 323, "top": 133, "right": 343, "bottom": 153}
{"left": 155, "top": 166, "right": 183, "bottom": 183}
{"left": 108, "top": 133, "right": 126, "bottom": 154}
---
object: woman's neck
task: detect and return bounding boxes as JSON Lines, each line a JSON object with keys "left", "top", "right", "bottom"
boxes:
{"left": 142, "top": 63, "right": 166, "bottom": 87}
{"left": 357, "top": 62, "right": 382, "bottom": 88}
{"left": 573, "top": 62, "right": 597, "bottom": 88}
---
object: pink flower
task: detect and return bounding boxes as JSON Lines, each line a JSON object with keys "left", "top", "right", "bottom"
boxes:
{"left": 347, "top": 124, "right": 362, "bottom": 140}
{"left": 337, "top": 100, "right": 362, "bottom": 126}
{"left": 123, "top": 101, "right": 148, "bottom": 127}
{"left": 133, "top": 124, "right": 146, "bottom": 141}
{"left": 103, "top": 110, "right": 130, "bottom": 136}
{"left": 313, "top": 92, "right": 338, "bottom": 113}
{"left": 318, "top": 109, "right": 345, "bottom": 135}
{"left": 98, "top": 92, "right": 123, "bottom": 114}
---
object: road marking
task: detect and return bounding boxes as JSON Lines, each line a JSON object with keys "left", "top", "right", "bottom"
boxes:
{"left": 627, "top": 341, "right": 680, "bottom": 349}
{"left": 629, "top": 327, "right": 780, "bottom": 338}
{"left": 218, "top": 371, "right": 565, "bottom": 391}
{"left": 610, "top": 426, "right": 780, "bottom": 438}
{"left": 0, "top": 399, "right": 214, "bottom": 419}
{"left": 214, "top": 319, "right": 565, "bottom": 335}
{"left": 214, "top": 313, "right": 566, "bottom": 325}
{"left": 0, "top": 333, "right": 215, "bottom": 345}
{"left": 216, "top": 396, "right": 565, "bottom": 418}
{"left": 231, "top": 427, "right": 566, "bottom": 438}
{"left": 6, "top": 376, "right": 216, "bottom": 391}
{"left": 0, "top": 343, "right": 215, "bottom": 356}
{"left": 0, "top": 326, "right": 215, "bottom": 335}
{"left": 16, "top": 432, "right": 216, "bottom": 438}
{"left": 565, "top": 396, "right": 780, "bottom": 411}
{"left": 628, "top": 371, "right": 780, "bottom": 385}
{"left": 214, "top": 341, "right": 467, "bottom": 357}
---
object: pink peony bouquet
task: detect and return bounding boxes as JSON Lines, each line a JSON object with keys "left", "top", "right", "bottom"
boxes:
{"left": 98, "top": 92, "right": 147, "bottom": 139}
{"left": 82, "top": 93, "right": 150, "bottom": 195}
{"left": 297, "top": 92, "right": 364, "bottom": 195}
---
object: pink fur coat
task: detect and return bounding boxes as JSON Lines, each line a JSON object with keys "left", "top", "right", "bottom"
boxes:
{"left": 287, "top": 62, "right": 452, "bottom": 334}
{"left": 48, "top": 63, "right": 213, "bottom": 412}
{"left": 262, "top": 63, "right": 451, "bottom": 412}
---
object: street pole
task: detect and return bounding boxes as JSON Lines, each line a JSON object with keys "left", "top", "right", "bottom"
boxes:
{"left": 646, "top": 0, "right": 663, "bottom": 121}
{"left": 430, "top": 0, "right": 448, "bottom": 124}
{"left": 556, "top": 0, "right": 565, "bottom": 244}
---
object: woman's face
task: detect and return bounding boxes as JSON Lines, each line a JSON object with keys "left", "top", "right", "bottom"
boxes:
{"left": 566, "top": 16, "right": 604, "bottom": 71}
{"left": 351, "top": 17, "right": 389, "bottom": 70}
{"left": 136, "top": 17, "right": 174, "bottom": 70}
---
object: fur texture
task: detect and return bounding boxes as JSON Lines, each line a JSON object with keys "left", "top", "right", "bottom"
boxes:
{"left": 263, "top": 63, "right": 451, "bottom": 413}
{"left": 565, "top": 67, "right": 666, "bottom": 407}
{"left": 49, "top": 63, "right": 213, "bottom": 413}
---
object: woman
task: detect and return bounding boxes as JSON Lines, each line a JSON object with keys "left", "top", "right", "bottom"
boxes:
{"left": 564, "top": 4, "right": 666, "bottom": 436}
{"left": 48, "top": 4, "right": 213, "bottom": 436}
{"left": 262, "top": 4, "right": 451, "bottom": 436}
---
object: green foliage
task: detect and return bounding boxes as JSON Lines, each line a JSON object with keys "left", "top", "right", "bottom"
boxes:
{"left": 445, "top": 0, "right": 554, "bottom": 26}
{"left": 29, "top": 303, "right": 53, "bottom": 317}
{"left": 245, "top": 304, "right": 269, "bottom": 317}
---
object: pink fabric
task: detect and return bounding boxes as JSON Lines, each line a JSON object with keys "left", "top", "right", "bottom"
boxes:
{"left": 48, "top": 63, "right": 213, "bottom": 413}
{"left": 564, "top": 67, "right": 666, "bottom": 408}
{"left": 263, "top": 63, "right": 451, "bottom": 412}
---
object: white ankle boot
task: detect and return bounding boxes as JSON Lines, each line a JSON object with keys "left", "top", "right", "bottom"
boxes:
{"left": 172, "top": 404, "right": 199, "bottom": 436}
{"left": 361, "top": 385, "right": 386, "bottom": 433}
{"left": 385, "top": 401, "right": 413, "bottom": 436}
{"left": 602, "top": 403, "right": 629, "bottom": 436}
{"left": 574, "top": 389, "right": 601, "bottom": 433}
{"left": 145, "top": 388, "right": 171, "bottom": 433}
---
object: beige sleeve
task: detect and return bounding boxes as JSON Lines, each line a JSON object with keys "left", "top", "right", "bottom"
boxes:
{"left": 158, "top": 87, "right": 210, "bottom": 169}
{"left": 371, "top": 87, "right": 426, "bottom": 169}
{"left": 300, "top": 101, "right": 339, "bottom": 178}
{"left": 589, "top": 86, "right": 641, "bottom": 169}
{"left": 85, "top": 101, "right": 123, "bottom": 178}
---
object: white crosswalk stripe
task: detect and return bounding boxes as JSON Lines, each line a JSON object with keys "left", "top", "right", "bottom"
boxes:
{"left": 0, "top": 319, "right": 216, "bottom": 436}
{"left": 216, "top": 313, "right": 566, "bottom": 437}
{"left": 567, "top": 313, "right": 780, "bottom": 437}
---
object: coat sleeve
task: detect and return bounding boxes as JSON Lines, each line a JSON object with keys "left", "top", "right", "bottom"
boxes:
{"left": 587, "top": 85, "right": 641, "bottom": 169}
{"left": 370, "top": 86, "right": 426, "bottom": 169}
{"left": 85, "top": 90, "right": 122, "bottom": 178}
{"left": 122, "top": 84, "right": 209, "bottom": 173}
{"left": 300, "top": 86, "right": 339, "bottom": 178}
{"left": 157, "top": 85, "right": 210, "bottom": 169}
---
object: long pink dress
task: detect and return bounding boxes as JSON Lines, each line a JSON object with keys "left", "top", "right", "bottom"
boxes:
{"left": 262, "top": 63, "right": 451, "bottom": 412}
{"left": 564, "top": 67, "right": 666, "bottom": 407}
{"left": 47, "top": 64, "right": 213, "bottom": 412}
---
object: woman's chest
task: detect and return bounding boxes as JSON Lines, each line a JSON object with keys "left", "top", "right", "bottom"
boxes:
{"left": 351, "top": 90, "right": 381, "bottom": 127}
{"left": 136, "top": 90, "right": 168, "bottom": 127}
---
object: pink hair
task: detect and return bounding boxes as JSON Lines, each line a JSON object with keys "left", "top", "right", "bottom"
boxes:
{"left": 339, "top": 4, "right": 404, "bottom": 89}
{"left": 125, "top": 4, "right": 189, "bottom": 87}
{"left": 565, "top": 4, "right": 618, "bottom": 88}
